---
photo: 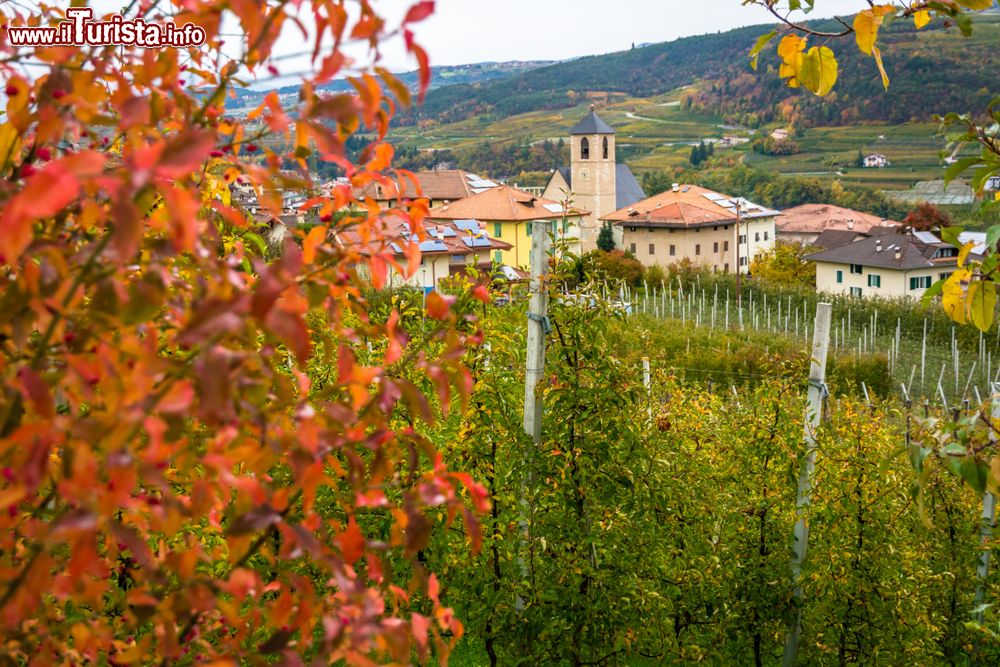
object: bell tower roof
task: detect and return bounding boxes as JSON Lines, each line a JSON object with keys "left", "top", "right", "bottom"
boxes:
{"left": 570, "top": 106, "right": 615, "bottom": 136}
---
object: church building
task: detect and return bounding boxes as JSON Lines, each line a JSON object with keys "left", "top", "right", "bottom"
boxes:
{"left": 542, "top": 107, "right": 646, "bottom": 252}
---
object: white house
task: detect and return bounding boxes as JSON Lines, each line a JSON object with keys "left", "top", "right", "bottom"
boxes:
{"left": 985, "top": 176, "right": 1000, "bottom": 192}
{"left": 863, "top": 153, "right": 890, "bottom": 168}
{"left": 805, "top": 230, "right": 980, "bottom": 300}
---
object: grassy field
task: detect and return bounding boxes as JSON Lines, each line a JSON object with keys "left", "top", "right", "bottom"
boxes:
{"left": 388, "top": 87, "right": 972, "bottom": 193}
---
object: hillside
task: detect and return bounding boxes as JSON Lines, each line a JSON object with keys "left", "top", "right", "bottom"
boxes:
{"left": 403, "top": 15, "right": 1000, "bottom": 128}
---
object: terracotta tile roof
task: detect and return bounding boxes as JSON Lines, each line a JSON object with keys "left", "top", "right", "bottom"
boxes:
{"left": 333, "top": 215, "right": 511, "bottom": 258}
{"left": 602, "top": 184, "right": 776, "bottom": 228}
{"left": 776, "top": 204, "right": 900, "bottom": 235}
{"left": 429, "top": 185, "right": 586, "bottom": 222}
{"left": 354, "top": 169, "right": 499, "bottom": 202}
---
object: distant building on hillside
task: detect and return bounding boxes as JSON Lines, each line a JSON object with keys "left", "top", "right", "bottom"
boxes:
{"left": 601, "top": 183, "right": 776, "bottom": 274}
{"left": 775, "top": 204, "right": 900, "bottom": 246}
{"left": 986, "top": 176, "right": 1000, "bottom": 191}
{"left": 770, "top": 128, "right": 790, "bottom": 141}
{"left": 428, "top": 185, "right": 587, "bottom": 267}
{"left": 542, "top": 107, "right": 646, "bottom": 252}
{"left": 863, "top": 153, "right": 890, "bottom": 168}
{"left": 805, "top": 230, "right": 980, "bottom": 300}
{"left": 353, "top": 169, "right": 499, "bottom": 209}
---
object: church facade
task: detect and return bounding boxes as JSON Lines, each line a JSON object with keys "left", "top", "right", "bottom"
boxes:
{"left": 542, "top": 108, "right": 646, "bottom": 252}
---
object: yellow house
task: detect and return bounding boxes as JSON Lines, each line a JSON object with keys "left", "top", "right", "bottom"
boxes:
{"left": 428, "top": 185, "right": 587, "bottom": 268}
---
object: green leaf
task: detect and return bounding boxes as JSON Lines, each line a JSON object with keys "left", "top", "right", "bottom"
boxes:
{"left": 939, "top": 226, "right": 964, "bottom": 248}
{"left": 960, "top": 456, "right": 988, "bottom": 494}
{"left": 749, "top": 31, "right": 777, "bottom": 71}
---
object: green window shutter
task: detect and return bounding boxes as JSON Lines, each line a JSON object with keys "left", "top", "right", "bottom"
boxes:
{"left": 494, "top": 223, "right": 502, "bottom": 238}
{"left": 836, "top": 270, "right": 843, "bottom": 284}
{"left": 494, "top": 250, "right": 502, "bottom": 264}
{"left": 526, "top": 222, "right": 532, "bottom": 235}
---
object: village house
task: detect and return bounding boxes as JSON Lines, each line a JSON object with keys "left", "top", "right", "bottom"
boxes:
{"left": 542, "top": 107, "right": 646, "bottom": 251}
{"left": 334, "top": 217, "right": 511, "bottom": 292}
{"left": 986, "top": 175, "right": 1000, "bottom": 191}
{"left": 770, "top": 128, "right": 790, "bottom": 141}
{"left": 775, "top": 203, "right": 900, "bottom": 246}
{"left": 428, "top": 185, "right": 587, "bottom": 267}
{"left": 353, "top": 169, "right": 500, "bottom": 209}
{"left": 805, "top": 230, "right": 979, "bottom": 300}
{"left": 863, "top": 153, "right": 891, "bottom": 168}
{"left": 602, "top": 184, "right": 777, "bottom": 273}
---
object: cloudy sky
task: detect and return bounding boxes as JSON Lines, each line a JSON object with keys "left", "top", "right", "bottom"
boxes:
{"left": 249, "top": 0, "right": 867, "bottom": 86}
{"left": 382, "top": 0, "right": 864, "bottom": 68}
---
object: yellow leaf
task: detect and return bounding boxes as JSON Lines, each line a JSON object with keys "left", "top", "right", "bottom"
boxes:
{"left": 958, "top": 240, "right": 975, "bottom": 267}
{"left": 799, "top": 46, "right": 839, "bottom": 97}
{"left": 872, "top": 47, "right": 890, "bottom": 90}
{"left": 941, "top": 268, "right": 971, "bottom": 325}
{"left": 854, "top": 5, "right": 895, "bottom": 55}
{"left": 777, "top": 35, "right": 807, "bottom": 88}
{"left": 970, "top": 280, "right": 997, "bottom": 332}
{"left": 913, "top": 9, "right": 931, "bottom": 29}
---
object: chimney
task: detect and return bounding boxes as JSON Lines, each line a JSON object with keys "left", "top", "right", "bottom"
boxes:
{"left": 435, "top": 225, "right": 445, "bottom": 240}
{"left": 875, "top": 239, "right": 883, "bottom": 253}
{"left": 672, "top": 183, "right": 680, "bottom": 192}
{"left": 847, "top": 220, "right": 854, "bottom": 230}
{"left": 894, "top": 248, "right": 902, "bottom": 261}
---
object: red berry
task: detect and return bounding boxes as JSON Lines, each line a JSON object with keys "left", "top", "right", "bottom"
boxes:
{"left": 179, "top": 65, "right": 187, "bottom": 72}
{"left": 246, "top": 144, "right": 258, "bottom": 152}
{"left": 5, "top": 85, "right": 18, "bottom": 96}
{"left": 102, "top": 137, "right": 109, "bottom": 145}
{"left": 36, "top": 147, "right": 51, "bottom": 161}
{"left": 267, "top": 64, "right": 279, "bottom": 76}
{"left": 320, "top": 213, "right": 332, "bottom": 222}
{"left": 209, "top": 150, "right": 223, "bottom": 158}
{"left": 51, "top": 89, "right": 65, "bottom": 99}
{"left": 63, "top": 332, "right": 75, "bottom": 344}
{"left": 20, "top": 164, "right": 35, "bottom": 177}
{"left": 2, "top": 468, "right": 13, "bottom": 482}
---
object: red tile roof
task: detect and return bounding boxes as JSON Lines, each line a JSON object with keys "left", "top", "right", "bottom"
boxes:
{"left": 429, "top": 185, "right": 586, "bottom": 222}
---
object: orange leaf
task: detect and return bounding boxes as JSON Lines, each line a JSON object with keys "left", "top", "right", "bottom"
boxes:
{"left": 404, "top": 1, "right": 435, "bottom": 24}
{"left": 425, "top": 291, "right": 453, "bottom": 320}
{"left": 156, "top": 129, "right": 216, "bottom": 179}
{"left": 337, "top": 517, "right": 365, "bottom": 564}
{"left": 302, "top": 225, "right": 328, "bottom": 265}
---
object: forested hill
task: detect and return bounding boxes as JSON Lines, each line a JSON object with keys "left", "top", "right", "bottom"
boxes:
{"left": 403, "top": 15, "right": 1000, "bottom": 128}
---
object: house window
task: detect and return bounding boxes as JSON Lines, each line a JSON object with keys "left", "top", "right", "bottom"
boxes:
{"left": 764, "top": 231, "right": 769, "bottom": 240}
{"left": 910, "top": 276, "right": 932, "bottom": 290}
{"left": 739, "top": 256, "right": 748, "bottom": 266}
{"left": 939, "top": 272, "right": 953, "bottom": 281}
{"left": 526, "top": 222, "right": 532, "bottom": 235}
{"left": 494, "top": 223, "right": 502, "bottom": 238}
{"left": 713, "top": 226, "right": 718, "bottom": 231}
{"left": 669, "top": 244, "right": 676, "bottom": 256}
{"left": 649, "top": 243, "right": 655, "bottom": 255}
{"left": 602, "top": 136, "right": 609, "bottom": 160}
{"left": 836, "top": 270, "right": 843, "bottom": 284}
{"left": 934, "top": 247, "right": 958, "bottom": 258}
{"left": 755, "top": 232, "right": 760, "bottom": 242}
{"left": 695, "top": 244, "right": 701, "bottom": 256}
{"left": 724, "top": 263, "right": 730, "bottom": 272}
{"left": 630, "top": 243, "right": 636, "bottom": 254}
{"left": 629, "top": 226, "right": 637, "bottom": 232}
{"left": 850, "top": 264, "right": 863, "bottom": 275}
{"left": 868, "top": 274, "right": 881, "bottom": 288}
{"left": 850, "top": 287, "right": 863, "bottom": 297}
{"left": 452, "top": 254, "right": 466, "bottom": 263}
{"left": 724, "top": 241, "right": 729, "bottom": 251}
{"left": 738, "top": 234, "right": 747, "bottom": 244}
{"left": 580, "top": 137, "right": 590, "bottom": 160}
{"left": 713, "top": 241, "right": 719, "bottom": 253}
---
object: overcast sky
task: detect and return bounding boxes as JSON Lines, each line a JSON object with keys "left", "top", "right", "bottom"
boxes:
{"left": 381, "top": 0, "right": 865, "bottom": 68}
{"left": 250, "top": 0, "right": 868, "bottom": 86}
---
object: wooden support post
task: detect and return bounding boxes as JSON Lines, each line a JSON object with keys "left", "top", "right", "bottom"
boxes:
{"left": 782, "top": 302, "right": 833, "bottom": 667}
{"left": 974, "top": 383, "right": 1000, "bottom": 631}
{"left": 643, "top": 357, "right": 652, "bottom": 419}
{"left": 523, "top": 221, "right": 551, "bottom": 445}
